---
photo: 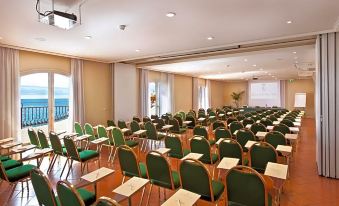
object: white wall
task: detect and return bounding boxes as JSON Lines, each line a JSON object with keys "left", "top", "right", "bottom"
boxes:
{"left": 114, "top": 63, "right": 138, "bottom": 121}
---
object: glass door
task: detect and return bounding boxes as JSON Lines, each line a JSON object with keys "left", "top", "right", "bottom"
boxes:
{"left": 53, "top": 74, "right": 71, "bottom": 132}
{"left": 149, "top": 82, "right": 160, "bottom": 116}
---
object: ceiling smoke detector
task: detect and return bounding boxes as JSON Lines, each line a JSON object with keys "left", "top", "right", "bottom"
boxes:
{"left": 119, "top": 25, "right": 127, "bottom": 30}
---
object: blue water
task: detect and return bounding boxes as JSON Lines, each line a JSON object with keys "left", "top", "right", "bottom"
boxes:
{"left": 21, "top": 98, "right": 69, "bottom": 107}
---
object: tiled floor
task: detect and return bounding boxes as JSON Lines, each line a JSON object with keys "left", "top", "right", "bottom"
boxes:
{"left": 0, "top": 118, "right": 338, "bottom": 206}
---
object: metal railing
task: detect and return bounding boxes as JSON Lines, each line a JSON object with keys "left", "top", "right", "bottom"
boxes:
{"left": 21, "top": 105, "right": 69, "bottom": 128}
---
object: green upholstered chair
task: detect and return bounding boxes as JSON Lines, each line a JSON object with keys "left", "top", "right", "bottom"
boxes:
{"left": 214, "top": 127, "right": 232, "bottom": 142}
{"left": 0, "top": 155, "right": 10, "bottom": 162}
{"left": 226, "top": 117, "right": 237, "bottom": 126}
{"left": 143, "top": 116, "right": 152, "bottom": 123}
{"left": 185, "top": 115, "right": 196, "bottom": 129}
{"left": 250, "top": 123, "right": 267, "bottom": 137}
{"left": 249, "top": 142, "right": 278, "bottom": 173}
{"left": 260, "top": 118, "right": 273, "bottom": 127}
{"left": 49, "top": 131, "right": 68, "bottom": 176}
{"left": 236, "top": 128, "right": 256, "bottom": 153}
{"left": 229, "top": 121, "right": 244, "bottom": 135}
{"left": 212, "top": 120, "right": 225, "bottom": 131}
{"left": 173, "top": 114, "right": 185, "bottom": 128}
{"left": 264, "top": 131, "right": 287, "bottom": 149}
{"left": 28, "top": 127, "right": 41, "bottom": 148}
{"left": 154, "top": 118, "right": 166, "bottom": 131}
{"left": 111, "top": 128, "right": 138, "bottom": 161}
{"left": 117, "top": 120, "right": 132, "bottom": 136}
{"left": 130, "top": 120, "right": 141, "bottom": 133}
{"left": 268, "top": 115, "right": 278, "bottom": 122}
{"left": 133, "top": 116, "right": 141, "bottom": 123}
{"left": 145, "top": 151, "right": 181, "bottom": 205}
{"left": 151, "top": 114, "right": 159, "bottom": 120}
{"left": 179, "top": 158, "right": 225, "bottom": 204}
{"left": 273, "top": 123, "right": 291, "bottom": 135}
{"left": 1, "top": 159, "right": 23, "bottom": 170}
{"left": 84, "top": 123, "right": 96, "bottom": 141}
{"left": 74, "top": 122, "right": 84, "bottom": 136}
{"left": 161, "top": 114, "right": 170, "bottom": 124}
{"left": 117, "top": 145, "right": 147, "bottom": 184}
{"left": 56, "top": 180, "right": 96, "bottom": 206}
{"left": 218, "top": 111, "right": 226, "bottom": 120}
{"left": 280, "top": 119, "right": 294, "bottom": 127}
{"left": 144, "top": 122, "right": 165, "bottom": 150}
{"left": 218, "top": 139, "right": 244, "bottom": 165}
{"left": 225, "top": 166, "right": 272, "bottom": 206}
{"left": 190, "top": 137, "right": 218, "bottom": 166}
{"left": 187, "top": 110, "right": 196, "bottom": 118}
{"left": 94, "top": 197, "right": 121, "bottom": 206}
{"left": 236, "top": 114, "right": 245, "bottom": 121}
{"left": 179, "top": 111, "right": 186, "bottom": 121}
{"left": 63, "top": 137, "right": 100, "bottom": 178}
{"left": 97, "top": 125, "right": 115, "bottom": 161}
{"left": 244, "top": 113, "right": 252, "bottom": 118}
{"left": 107, "top": 120, "right": 116, "bottom": 127}
{"left": 169, "top": 118, "right": 187, "bottom": 134}
{"left": 0, "top": 161, "right": 35, "bottom": 203}
{"left": 193, "top": 125, "right": 215, "bottom": 146}
{"left": 242, "top": 117, "right": 255, "bottom": 127}
{"left": 165, "top": 135, "right": 190, "bottom": 159}
{"left": 37, "top": 129, "right": 50, "bottom": 149}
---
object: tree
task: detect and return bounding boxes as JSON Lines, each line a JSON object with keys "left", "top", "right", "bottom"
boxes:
{"left": 231, "top": 91, "right": 245, "bottom": 108}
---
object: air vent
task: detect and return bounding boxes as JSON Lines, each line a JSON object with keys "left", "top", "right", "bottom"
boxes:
{"left": 298, "top": 71, "right": 314, "bottom": 77}
{"left": 295, "top": 62, "right": 315, "bottom": 71}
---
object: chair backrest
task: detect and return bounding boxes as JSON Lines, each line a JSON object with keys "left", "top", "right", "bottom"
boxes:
{"left": 56, "top": 180, "right": 85, "bottom": 206}
{"left": 155, "top": 118, "right": 166, "bottom": 130}
{"left": 236, "top": 129, "right": 255, "bottom": 151}
{"left": 143, "top": 116, "right": 151, "bottom": 123}
{"left": 117, "top": 145, "right": 141, "bottom": 178}
{"left": 273, "top": 123, "right": 290, "bottom": 135}
{"left": 236, "top": 115, "right": 245, "bottom": 121}
{"left": 249, "top": 142, "right": 278, "bottom": 173}
{"left": 193, "top": 126, "right": 208, "bottom": 139}
{"left": 242, "top": 118, "right": 255, "bottom": 126}
{"left": 74, "top": 122, "right": 84, "bottom": 136}
{"left": 244, "top": 113, "right": 252, "bottom": 118}
{"left": 250, "top": 123, "right": 267, "bottom": 135}
{"left": 145, "top": 122, "right": 158, "bottom": 140}
{"left": 264, "top": 131, "right": 287, "bottom": 148}
{"left": 212, "top": 121, "right": 225, "bottom": 131}
{"left": 133, "top": 116, "right": 141, "bottom": 123}
{"left": 112, "top": 128, "right": 125, "bottom": 147}
{"left": 161, "top": 114, "right": 170, "bottom": 124}
{"left": 0, "top": 161, "right": 9, "bottom": 181}
{"left": 225, "top": 166, "right": 269, "bottom": 206}
{"left": 179, "top": 159, "right": 214, "bottom": 201}
{"left": 130, "top": 120, "right": 140, "bottom": 133}
{"left": 151, "top": 115, "right": 159, "bottom": 120}
{"left": 187, "top": 111, "right": 196, "bottom": 118}
{"left": 94, "top": 197, "right": 121, "bottom": 206}
{"left": 165, "top": 135, "right": 185, "bottom": 159}
{"left": 28, "top": 127, "right": 40, "bottom": 147}
{"left": 84, "top": 123, "right": 96, "bottom": 141}
{"left": 117, "top": 120, "right": 127, "bottom": 129}
{"left": 259, "top": 118, "right": 273, "bottom": 127}
{"left": 179, "top": 111, "right": 186, "bottom": 120}
{"left": 37, "top": 129, "right": 50, "bottom": 149}
{"left": 226, "top": 117, "right": 238, "bottom": 126}
{"left": 146, "top": 151, "right": 175, "bottom": 189}
{"left": 63, "top": 137, "right": 80, "bottom": 161}
{"left": 49, "top": 131, "right": 63, "bottom": 155}
{"left": 173, "top": 115, "right": 183, "bottom": 127}
{"left": 268, "top": 115, "right": 278, "bottom": 122}
{"left": 107, "top": 120, "right": 116, "bottom": 127}
{"left": 190, "top": 137, "right": 212, "bottom": 163}
{"left": 214, "top": 127, "right": 232, "bottom": 141}
{"left": 169, "top": 118, "right": 180, "bottom": 132}
{"left": 185, "top": 115, "right": 196, "bottom": 128}
{"left": 229, "top": 121, "right": 244, "bottom": 135}
{"left": 31, "top": 169, "right": 58, "bottom": 206}
{"left": 219, "top": 139, "right": 243, "bottom": 164}
{"left": 280, "top": 119, "right": 294, "bottom": 127}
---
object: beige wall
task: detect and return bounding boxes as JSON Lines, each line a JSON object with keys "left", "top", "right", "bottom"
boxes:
{"left": 285, "top": 79, "right": 315, "bottom": 117}
{"left": 224, "top": 81, "right": 248, "bottom": 107}
{"left": 19, "top": 50, "right": 112, "bottom": 126}
{"left": 174, "top": 75, "right": 193, "bottom": 112}
{"left": 210, "top": 80, "right": 225, "bottom": 108}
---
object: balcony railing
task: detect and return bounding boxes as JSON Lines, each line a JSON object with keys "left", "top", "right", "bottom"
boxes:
{"left": 21, "top": 105, "right": 69, "bottom": 128}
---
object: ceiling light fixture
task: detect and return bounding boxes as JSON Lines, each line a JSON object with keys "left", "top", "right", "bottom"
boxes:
{"left": 84, "top": 35, "right": 92, "bottom": 39}
{"left": 286, "top": 20, "right": 293, "bottom": 24}
{"left": 135, "top": 49, "right": 141, "bottom": 52}
{"left": 252, "top": 64, "right": 257, "bottom": 67}
{"left": 207, "top": 36, "right": 214, "bottom": 40}
{"left": 293, "top": 51, "right": 297, "bottom": 54}
{"left": 166, "top": 12, "right": 176, "bottom": 18}
{"left": 244, "top": 59, "right": 248, "bottom": 62}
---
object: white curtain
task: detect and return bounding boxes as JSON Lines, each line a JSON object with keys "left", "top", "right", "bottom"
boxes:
{"left": 206, "top": 79, "right": 212, "bottom": 109}
{"left": 140, "top": 69, "right": 149, "bottom": 117}
{"left": 168, "top": 74, "right": 175, "bottom": 113}
{"left": 192, "top": 77, "right": 199, "bottom": 111}
{"left": 111, "top": 63, "right": 115, "bottom": 120}
{"left": 70, "top": 59, "right": 85, "bottom": 127}
{"left": 280, "top": 80, "right": 286, "bottom": 108}
{"left": 159, "top": 73, "right": 175, "bottom": 115}
{"left": 0, "top": 47, "right": 20, "bottom": 140}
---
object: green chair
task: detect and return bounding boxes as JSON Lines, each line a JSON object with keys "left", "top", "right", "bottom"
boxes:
{"left": 236, "top": 128, "right": 256, "bottom": 152}
{"left": 107, "top": 120, "right": 116, "bottom": 127}
{"left": 281, "top": 119, "right": 294, "bottom": 127}
{"left": 145, "top": 151, "right": 181, "bottom": 205}
{"left": 236, "top": 114, "right": 245, "bottom": 121}
{"left": 28, "top": 127, "right": 41, "bottom": 148}
{"left": 218, "top": 139, "right": 244, "bottom": 165}
{"left": 145, "top": 122, "right": 166, "bottom": 150}
{"left": 226, "top": 117, "right": 237, "bottom": 126}
{"left": 1, "top": 159, "right": 23, "bottom": 170}
{"left": 260, "top": 118, "right": 273, "bottom": 127}
{"left": 74, "top": 122, "right": 84, "bottom": 136}
{"left": 229, "top": 121, "right": 244, "bottom": 135}
{"left": 155, "top": 118, "right": 166, "bottom": 131}
{"left": 117, "top": 145, "right": 147, "bottom": 184}
{"left": 165, "top": 135, "right": 190, "bottom": 159}
{"left": 190, "top": 137, "right": 218, "bottom": 168}
{"left": 225, "top": 166, "right": 272, "bottom": 206}
{"left": 179, "top": 111, "right": 186, "bottom": 121}
{"left": 173, "top": 114, "right": 185, "bottom": 128}
{"left": 56, "top": 180, "right": 96, "bottom": 206}
{"left": 133, "top": 116, "right": 141, "bottom": 123}
{"left": 273, "top": 123, "right": 291, "bottom": 135}
{"left": 0, "top": 161, "right": 35, "bottom": 203}
{"left": 84, "top": 123, "right": 96, "bottom": 141}
{"left": 97, "top": 125, "right": 115, "bottom": 161}
{"left": 111, "top": 128, "right": 139, "bottom": 162}
{"left": 185, "top": 115, "right": 196, "bottom": 129}
{"left": 249, "top": 142, "right": 278, "bottom": 173}
{"left": 49, "top": 131, "right": 68, "bottom": 176}
{"left": 117, "top": 120, "right": 132, "bottom": 136}
{"left": 63, "top": 137, "right": 100, "bottom": 178}
{"left": 143, "top": 116, "right": 152, "bottom": 123}
{"left": 169, "top": 118, "right": 187, "bottom": 134}
{"left": 244, "top": 113, "right": 252, "bottom": 118}
{"left": 242, "top": 117, "right": 255, "bottom": 127}
{"left": 193, "top": 125, "right": 215, "bottom": 146}
{"left": 37, "top": 129, "right": 50, "bottom": 149}
{"left": 94, "top": 197, "right": 121, "bottom": 206}
{"left": 212, "top": 120, "right": 225, "bottom": 131}
{"left": 214, "top": 127, "right": 232, "bottom": 142}
{"left": 187, "top": 110, "right": 196, "bottom": 118}
{"left": 250, "top": 123, "right": 267, "bottom": 137}
{"left": 268, "top": 115, "right": 278, "bottom": 122}
{"left": 264, "top": 131, "right": 287, "bottom": 149}
{"left": 179, "top": 159, "right": 225, "bottom": 204}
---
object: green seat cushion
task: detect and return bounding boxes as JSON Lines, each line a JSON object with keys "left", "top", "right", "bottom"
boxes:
{"left": 6, "top": 164, "right": 36, "bottom": 182}
{"left": 209, "top": 139, "right": 216, "bottom": 146}
{"left": 77, "top": 188, "right": 96, "bottom": 206}
{"left": 2, "top": 159, "right": 23, "bottom": 170}
{"left": 171, "top": 171, "right": 181, "bottom": 189}
{"left": 243, "top": 158, "right": 249, "bottom": 166}
{"left": 0, "top": 155, "right": 10, "bottom": 162}
{"left": 62, "top": 147, "right": 83, "bottom": 155}
{"left": 79, "top": 150, "right": 99, "bottom": 162}
{"left": 126, "top": 140, "right": 139, "bottom": 148}
{"left": 211, "top": 180, "right": 225, "bottom": 201}
{"left": 201, "top": 153, "right": 218, "bottom": 164}
{"left": 183, "top": 149, "right": 190, "bottom": 156}
{"left": 139, "top": 162, "right": 148, "bottom": 178}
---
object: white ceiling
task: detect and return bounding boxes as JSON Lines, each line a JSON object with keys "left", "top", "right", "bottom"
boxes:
{"left": 0, "top": 0, "right": 338, "bottom": 62}
{"left": 145, "top": 45, "right": 315, "bottom": 80}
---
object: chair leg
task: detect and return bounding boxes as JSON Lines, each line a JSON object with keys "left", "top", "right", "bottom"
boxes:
{"left": 121, "top": 176, "right": 126, "bottom": 184}
{"left": 66, "top": 159, "right": 73, "bottom": 179}
{"left": 47, "top": 154, "right": 57, "bottom": 173}
{"left": 111, "top": 148, "right": 118, "bottom": 163}
{"left": 6, "top": 183, "right": 17, "bottom": 204}
{"left": 158, "top": 186, "right": 161, "bottom": 205}
{"left": 146, "top": 184, "right": 153, "bottom": 206}
{"left": 139, "top": 186, "right": 146, "bottom": 206}
{"left": 60, "top": 158, "right": 68, "bottom": 178}
{"left": 108, "top": 147, "right": 114, "bottom": 162}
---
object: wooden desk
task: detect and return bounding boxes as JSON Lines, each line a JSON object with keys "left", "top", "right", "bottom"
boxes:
{"left": 181, "top": 152, "right": 203, "bottom": 161}
{"left": 82, "top": 167, "right": 115, "bottom": 194}
{"left": 113, "top": 177, "right": 149, "bottom": 206}
{"left": 161, "top": 189, "right": 200, "bottom": 206}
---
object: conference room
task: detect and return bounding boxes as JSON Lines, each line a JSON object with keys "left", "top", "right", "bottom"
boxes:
{"left": 0, "top": 1, "right": 338, "bottom": 206}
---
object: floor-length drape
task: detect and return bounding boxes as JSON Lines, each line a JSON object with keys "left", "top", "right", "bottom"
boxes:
{"left": 206, "top": 79, "right": 212, "bottom": 109}
{"left": 159, "top": 73, "right": 175, "bottom": 115}
{"left": 70, "top": 59, "right": 85, "bottom": 128}
{"left": 192, "top": 77, "right": 199, "bottom": 111}
{"left": 0, "top": 47, "right": 20, "bottom": 140}
{"left": 140, "top": 69, "right": 149, "bottom": 117}
{"left": 280, "top": 80, "right": 286, "bottom": 108}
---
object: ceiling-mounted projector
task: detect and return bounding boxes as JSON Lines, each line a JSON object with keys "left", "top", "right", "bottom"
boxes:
{"left": 40, "top": 10, "right": 77, "bottom": 30}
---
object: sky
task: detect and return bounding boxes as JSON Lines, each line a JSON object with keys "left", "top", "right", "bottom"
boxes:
{"left": 21, "top": 73, "right": 70, "bottom": 88}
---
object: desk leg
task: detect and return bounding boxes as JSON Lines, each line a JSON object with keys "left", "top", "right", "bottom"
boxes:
{"left": 128, "top": 197, "right": 132, "bottom": 206}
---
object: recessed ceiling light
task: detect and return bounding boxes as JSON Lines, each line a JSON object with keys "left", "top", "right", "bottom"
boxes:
{"left": 265, "top": 71, "right": 268, "bottom": 74}
{"left": 135, "top": 49, "right": 141, "bottom": 52}
{"left": 207, "top": 36, "right": 214, "bottom": 40}
{"left": 244, "top": 59, "right": 248, "bottom": 62}
{"left": 293, "top": 51, "right": 297, "bottom": 54}
{"left": 286, "top": 20, "right": 293, "bottom": 24}
{"left": 84, "top": 35, "right": 92, "bottom": 39}
{"left": 166, "top": 12, "right": 176, "bottom": 18}
{"left": 252, "top": 64, "right": 257, "bottom": 67}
